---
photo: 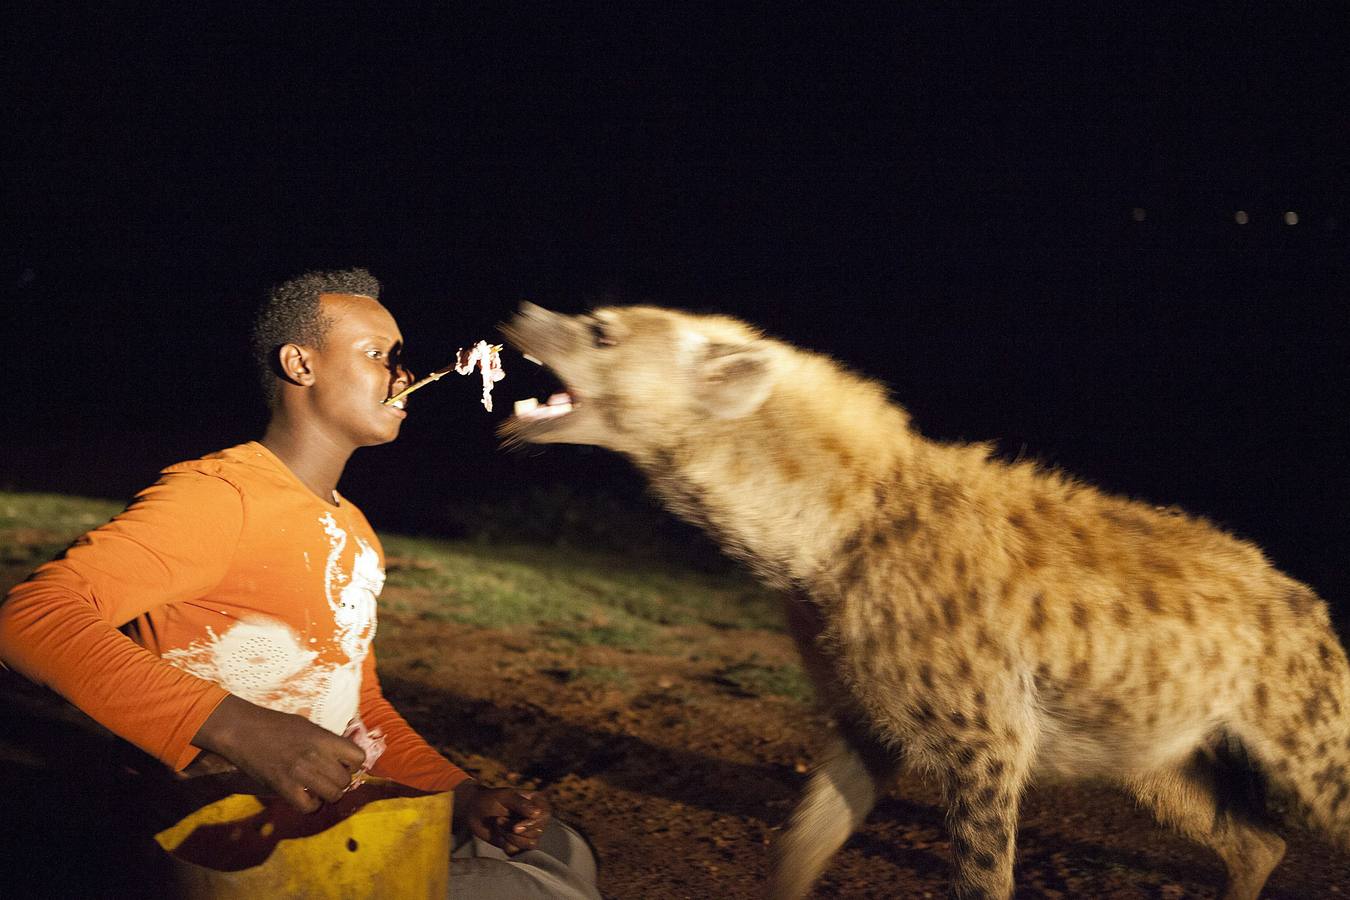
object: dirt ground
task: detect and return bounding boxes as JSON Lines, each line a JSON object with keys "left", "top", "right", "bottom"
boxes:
{"left": 372, "top": 603, "right": 1350, "bottom": 899}
{"left": 4, "top": 558, "right": 1350, "bottom": 898}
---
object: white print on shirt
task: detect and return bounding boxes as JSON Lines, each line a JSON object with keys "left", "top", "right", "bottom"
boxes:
{"left": 162, "top": 511, "right": 384, "bottom": 741}
{"left": 321, "top": 511, "right": 382, "bottom": 663}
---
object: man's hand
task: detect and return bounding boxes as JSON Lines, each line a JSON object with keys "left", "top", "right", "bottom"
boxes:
{"left": 191, "top": 694, "right": 367, "bottom": 813}
{"left": 455, "top": 781, "right": 552, "bottom": 854}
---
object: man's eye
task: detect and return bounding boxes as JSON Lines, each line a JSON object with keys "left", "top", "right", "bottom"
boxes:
{"left": 589, "top": 321, "right": 616, "bottom": 348}
{"left": 366, "top": 349, "right": 385, "bottom": 359}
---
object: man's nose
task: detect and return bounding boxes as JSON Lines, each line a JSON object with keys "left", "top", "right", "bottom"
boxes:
{"left": 392, "top": 363, "right": 414, "bottom": 389}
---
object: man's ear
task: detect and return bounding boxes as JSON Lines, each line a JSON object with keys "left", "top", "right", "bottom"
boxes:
{"left": 276, "top": 343, "right": 315, "bottom": 387}
{"left": 694, "top": 344, "right": 775, "bottom": 419}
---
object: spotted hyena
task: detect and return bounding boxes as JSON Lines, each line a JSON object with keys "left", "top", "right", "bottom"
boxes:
{"left": 501, "top": 302, "right": 1349, "bottom": 899}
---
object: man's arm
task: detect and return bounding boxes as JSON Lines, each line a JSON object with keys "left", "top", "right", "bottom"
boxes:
{"left": 356, "top": 648, "right": 471, "bottom": 792}
{"left": 0, "top": 473, "right": 243, "bottom": 768}
{"left": 0, "top": 471, "right": 369, "bottom": 809}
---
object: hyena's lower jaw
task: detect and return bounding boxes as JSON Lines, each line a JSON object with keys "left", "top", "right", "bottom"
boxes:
{"left": 502, "top": 407, "right": 622, "bottom": 451}
{"left": 512, "top": 392, "right": 574, "bottom": 421}
{"left": 500, "top": 400, "right": 591, "bottom": 446}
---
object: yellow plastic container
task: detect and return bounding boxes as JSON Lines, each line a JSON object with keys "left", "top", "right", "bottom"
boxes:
{"left": 154, "top": 780, "right": 452, "bottom": 899}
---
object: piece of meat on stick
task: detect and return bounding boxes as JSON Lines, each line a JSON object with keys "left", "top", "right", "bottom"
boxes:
{"left": 455, "top": 340, "right": 506, "bottom": 411}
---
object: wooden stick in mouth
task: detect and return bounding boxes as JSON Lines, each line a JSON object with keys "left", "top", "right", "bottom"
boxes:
{"left": 383, "top": 363, "right": 457, "bottom": 406}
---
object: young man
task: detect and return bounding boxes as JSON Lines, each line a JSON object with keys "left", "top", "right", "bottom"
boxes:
{"left": 0, "top": 269, "right": 599, "bottom": 899}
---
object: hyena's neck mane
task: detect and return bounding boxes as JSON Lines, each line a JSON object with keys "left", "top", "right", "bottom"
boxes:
{"left": 634, "top": 342, "right": 942, "bottom": 588}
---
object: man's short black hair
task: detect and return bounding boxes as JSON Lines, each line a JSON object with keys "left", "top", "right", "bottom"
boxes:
{"left": 251, "top": 268, "right": 382, "bottom": 405}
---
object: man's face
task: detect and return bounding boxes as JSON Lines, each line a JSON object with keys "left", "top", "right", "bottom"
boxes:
{"left": 306, "top": 293, "right": 412, "bottom": 447}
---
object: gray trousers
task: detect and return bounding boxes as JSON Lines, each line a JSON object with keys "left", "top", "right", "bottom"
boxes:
{"left": 450, "top": 818, "right": 601, "bottom": 899}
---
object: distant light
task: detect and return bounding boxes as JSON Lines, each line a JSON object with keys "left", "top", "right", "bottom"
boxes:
{"left": 1284, "top": 211, "right": 1299, "bottom": 226}
{"left": 1131, "top": 207, "right": 1147, "bottom": 222}
{"left": 1234, "top": 210, "right": 1249, "bottom": 225}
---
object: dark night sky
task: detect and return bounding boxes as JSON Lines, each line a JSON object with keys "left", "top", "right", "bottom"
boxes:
{"left": 3, "top": 7, "right": 1347, "bottom": 606}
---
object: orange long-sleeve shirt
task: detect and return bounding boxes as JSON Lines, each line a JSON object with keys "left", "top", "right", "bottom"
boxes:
{"left": 0, "top": 442, "right": 468, "bottom": 793}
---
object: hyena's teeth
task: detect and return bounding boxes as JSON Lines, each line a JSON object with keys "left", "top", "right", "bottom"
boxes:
{"left": 513, "top": 395, "right": 573, "bottom": 420}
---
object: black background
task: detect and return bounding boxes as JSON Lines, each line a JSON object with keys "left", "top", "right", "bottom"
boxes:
{"left": 4, "top": 7, "right": 1346, "bottom": 611}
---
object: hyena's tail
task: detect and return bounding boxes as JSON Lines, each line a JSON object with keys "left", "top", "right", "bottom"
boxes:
{"left": 1239, "top": 599, "right": 1350, "bottom": 848}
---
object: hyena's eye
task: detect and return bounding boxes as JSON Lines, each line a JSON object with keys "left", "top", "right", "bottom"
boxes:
{"left": 589, "top": 319, "right": 616, "bottom": 348}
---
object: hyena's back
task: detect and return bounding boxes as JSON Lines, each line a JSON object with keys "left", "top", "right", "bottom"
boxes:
{"left": 500, "top": 302, "right": 1350, "bottom": 899}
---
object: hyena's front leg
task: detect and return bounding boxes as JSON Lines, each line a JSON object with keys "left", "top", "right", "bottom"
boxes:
{"left": 769, "top": 734, "right": 893, "bottom": 899}
{"left": 942, "top": 724, "right": 1036, "bottom": 900}
{"left": 771, "top": 599, "right": 899, "bottom": 898}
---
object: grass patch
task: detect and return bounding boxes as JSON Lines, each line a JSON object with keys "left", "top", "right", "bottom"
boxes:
{"left": 382, "top": 534, "right": 783, "bottom": 642}
{"left": 0, "top": 493, "right": 788, "bottom": 651}
{"left": 540, "top": 620, "right": 657, "bottom": 651}
{"left": 537, "top": 665, "right": 635, "bottom": 687}
{"left": 712, "top": 658, "right": 814, "bottom": 702}
{"left": 0, "top": 492, "right": 125, "bottom": 565}
{"left": 576, "top": 665, "right": 633, "bottom": 686}
{"left": 0, "top": 493, "right": 124, "bottom": 532}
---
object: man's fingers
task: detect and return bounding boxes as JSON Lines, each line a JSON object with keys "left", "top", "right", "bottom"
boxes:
{"left": 497, "top": 832, "right": 528, "bottom": 854}
{"left": 505, "top": 834, "right": 542, "bottom": 853}
{"left": 297, "top": 761, "right": 354, "bottom": 803}
{"left": 292, "top": 735, "right": 366, "bottom": 800}
{"left": 306, "top": 777, "right": 348, "bottom": 804}
{"left": 281, "top": 753, "right": 361, "bottom": 808}
{"left": 502, "top": 830, "right": 542, "bottom": 854}
{"left": 335, "top": 738, "right": 367, "bottom": 771}
{"left": 494, "top": 815, "right": 544, "bottom": 853}
{"left": 501, "top": 791, "right": 548, "bottom": 820}
{"left": 284, "top": 786, "right": 323, "bottom": 814}
{"left": 469, "top": 819, "right": 495, "bottom": 844}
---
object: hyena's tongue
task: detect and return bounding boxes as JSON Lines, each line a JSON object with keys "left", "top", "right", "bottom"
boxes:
{"left": 513, "top": 392, "right": 573, "bottom": 419}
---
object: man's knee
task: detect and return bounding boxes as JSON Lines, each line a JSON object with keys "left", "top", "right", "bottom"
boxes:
{"left": 449, "top": 819, "right": 600, "bottom": 900}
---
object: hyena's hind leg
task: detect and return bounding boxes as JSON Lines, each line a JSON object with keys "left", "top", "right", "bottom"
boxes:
{"left": 1236, "top": 624, "right": 1350, "bottom": 853}
{"left": 1123, "top": 743, "right": 1285, "bottom": 900}
{"left": 768, "top": 727, "right": 898, "bottom": 900}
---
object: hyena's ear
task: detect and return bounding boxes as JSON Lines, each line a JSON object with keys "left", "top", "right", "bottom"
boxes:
{"left": 694, "top": 344, "right": 775, "bottom": 419}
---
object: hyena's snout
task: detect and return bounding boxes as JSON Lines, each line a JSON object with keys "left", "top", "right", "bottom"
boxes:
{"left": 501, "top": 302, "right": 577, "bottom": 363}
{"left": 498, "top": 303, "right": 613, "bottom": 447}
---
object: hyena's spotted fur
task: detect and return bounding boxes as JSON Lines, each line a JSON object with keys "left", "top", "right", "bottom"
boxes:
{"left": 501, "top": 302, "right": 1350, "bottom": 899}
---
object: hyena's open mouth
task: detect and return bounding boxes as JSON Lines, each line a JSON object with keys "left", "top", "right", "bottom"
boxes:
{"left": 497, "top": 302, "right": 590, "bottom": 445}
{"left": 502, "top": 369, "right": 578, "bottom": 441}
